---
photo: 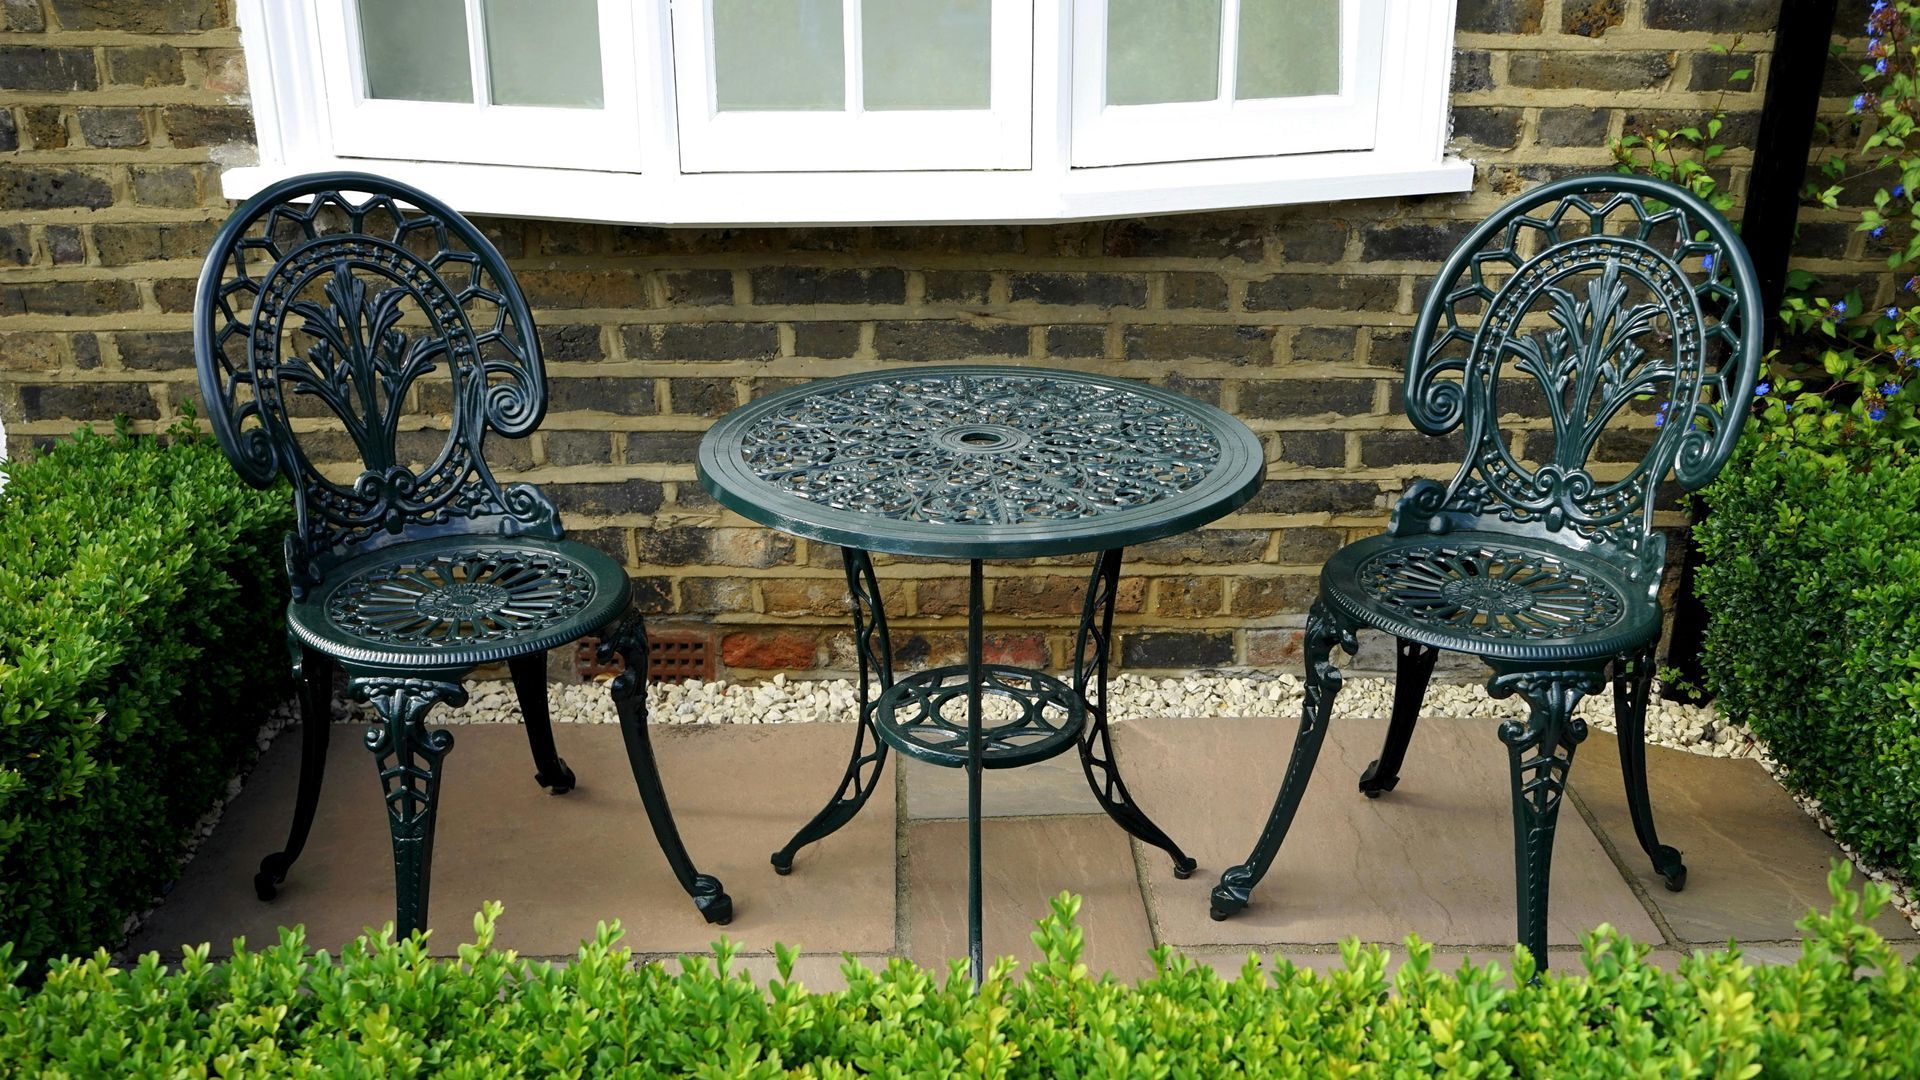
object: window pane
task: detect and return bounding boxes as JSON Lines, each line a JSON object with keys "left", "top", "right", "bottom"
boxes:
{"left": 714, "top": 0, "right": 844, "bottom": 111}
{"left": 484, "top": 0, "right": 603, "bottom": 107}
{"left": 862, "top": 0, "right": 990, "bottom": 111}
{"left": 1105, "top": 0, "right": 1220, "bottom": 106}
{"left": 1236, "top": 0, "right": 1340, "bottom": 99}
{"left": 359, "top": 0, "right": 473, "bottom": 103}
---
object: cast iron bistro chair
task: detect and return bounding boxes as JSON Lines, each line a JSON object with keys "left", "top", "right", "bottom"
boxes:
{"left": 1210, "top": 175, "right": 1762, "bottom": 968}
{"left": 193, "top": 173, "right": 731, "bottom": 936}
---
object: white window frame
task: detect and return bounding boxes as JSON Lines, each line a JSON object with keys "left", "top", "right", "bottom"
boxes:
{"left": 1070, "top": 0, "right": 1384, "bottom": 167}
{"left": 672, "top": 0, "right": 1031, "bottom": 172}
{"left": 311, "top": 0, "right": 652, "bottom": 172}
{"left": 227, "top": 0, "right": 1471, "bottom": 226}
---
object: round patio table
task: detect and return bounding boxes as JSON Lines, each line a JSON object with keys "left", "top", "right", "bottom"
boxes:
{"left": 699, "top": 365, "right": 1265, "bottom": 984}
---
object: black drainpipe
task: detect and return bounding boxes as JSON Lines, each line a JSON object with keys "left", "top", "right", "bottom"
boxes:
{"left": 1663, "top": 0, "right": 1838, "bottom": 700}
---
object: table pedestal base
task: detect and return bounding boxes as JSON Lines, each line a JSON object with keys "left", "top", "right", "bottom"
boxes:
{"left": 772, "top": 547, "right": 1194, "bottom": 987}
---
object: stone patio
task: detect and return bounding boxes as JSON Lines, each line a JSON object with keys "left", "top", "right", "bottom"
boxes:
{"left": 130, "top": 711, "right": 1918, "bottom": 985}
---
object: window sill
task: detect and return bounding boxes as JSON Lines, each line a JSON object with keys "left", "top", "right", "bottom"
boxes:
{"left": 220, "top": 154, "right": 1475, "bottom": 227}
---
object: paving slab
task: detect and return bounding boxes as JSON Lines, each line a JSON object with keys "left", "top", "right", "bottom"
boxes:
{"left": 903, "top": 752, "right": 1103, "bottom": 820}
{"left": 1117, "top": 715, "right": 1662, "bottom": 949}
{"left": 907, "top": 815, "right": 1158, "bottom": 981}
{"left": 1573, "top": 731, "right": 1919, "bottom": 945}
{"left": 130, "top": 722, "right": 895, "bottom": 960}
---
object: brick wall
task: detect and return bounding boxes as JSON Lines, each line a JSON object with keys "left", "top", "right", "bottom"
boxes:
{"left": 0, "top": 0, "right": 1883, "bottom": 679}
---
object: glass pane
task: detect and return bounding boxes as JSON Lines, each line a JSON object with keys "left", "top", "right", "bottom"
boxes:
{"left": 1105, "top": 0, "right": 1220, "bottom": 106}
{"left": 862, "top": 0, "right": 990, "bottom": 111}
{"left": 359, "top": 0, "right": 473, "bottom": 103}
{"left": 1236, "top": 0, "right": 1340, "bottom": 99}
{"left": 713, "top": 0, "right": 844, "bottom": 111}
{"left": 484, "top": 0, "right": 603, "bottom": 107}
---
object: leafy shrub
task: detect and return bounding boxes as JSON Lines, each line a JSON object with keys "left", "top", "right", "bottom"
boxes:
{"left": 0, "top": 423, "right": 292, "bottom": 976}
{"left": 1, "top": 871, "right": 1914, "bottom": 1076}
{"left": 1698, "top": 437, "right": 1920, "bottom": 881}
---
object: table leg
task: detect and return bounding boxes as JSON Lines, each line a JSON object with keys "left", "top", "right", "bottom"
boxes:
{"left": 964, "top": 558, "right": 986, "bottom": 987}
{"left": 771, "top": 548, "right": 895, "bottom": 875}
{"left": 1074, "top": 548, "right": 1196, "bottom": 878}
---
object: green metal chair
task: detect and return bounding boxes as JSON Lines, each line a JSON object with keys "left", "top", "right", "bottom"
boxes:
{"left": 1210, "top": 175, "right": 1763, "bottom": 968}
{"left": 193, "top": 173, "right": 730, "bottom": 936}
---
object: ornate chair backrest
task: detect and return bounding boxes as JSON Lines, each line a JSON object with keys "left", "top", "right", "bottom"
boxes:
{"left": 194, "top": 173, "right": 557, "bottom": 597}
{"left": 1396, "top": 174, "right": 1763, "bottom": 577}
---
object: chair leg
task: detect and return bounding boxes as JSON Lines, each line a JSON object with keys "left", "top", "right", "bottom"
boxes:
{"left": 509, "top": 652, "right": 575, "bottom": 794}
{"left": 1358, "top": 637, "right": 1438, "bottom": 798}
{"left": 600, "top": 613, "right": 732, "bottom": 925}
{"left": 1211, "top": 598, "right": 1357, "bottom": 920}
{"left": 771, "top": 548, "right": 894, "bottom": 875}
{"left": 354, "top": 676, "right": 467, "bottom": 939}
{"left": 1486, "top": 664, "right": 1606, "bottom": 974}
{"left": 1614, "top": 645, "right": 1687, "bottom": 891}
{"left": 255, "top": 645, "right": 334, "bottom": 901}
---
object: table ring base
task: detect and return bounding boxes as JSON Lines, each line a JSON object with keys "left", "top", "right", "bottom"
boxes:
{"left": 874, "top": 664, "right": 1087, "bottom": 770}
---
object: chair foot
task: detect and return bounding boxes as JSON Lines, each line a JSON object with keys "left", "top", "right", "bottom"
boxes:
{"left": 253, "top": 854, "right": 290, "bottom": 902}
{"left": 1172, "top": 856, "right": 1197, "bottom": 880}
{"left": 1357, "top": 758, "right": 1399, "bottom": 798}
{"left": 534, "top": 758, "right": 576, "bottom": 794}
{"left": 1209, "top": 870, "right": 1252, "bottom": 921}
{"left": 694, "top": 875, "right": 733, "bottom": 925}
{"left": 1654, "top": 846, "right": 1688, "bottom": 891}
{"left": 770, "top": 852, "right": 794, "bottom": 876}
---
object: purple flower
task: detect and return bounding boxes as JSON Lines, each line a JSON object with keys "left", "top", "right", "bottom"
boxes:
{"left": 1879, "top": 58, "right": 1891, "bottom": 74}
{"left": 1703, "top": 254, "right": 1715, "bottom": 272}
{"left": 1874, "top": 225, "right": 1888, "bottom": 238}
{"left": 1856, "top": 94, "right": 1870, "bottom": 112}
{"left": 1890, "top": 307, "right": 1902, "bottom": 319}
{"left": 1883, "top": 381, "right": 1901, "bottom": 395}
{"left": 1835, "top": 300, "right": 1849, "bottom": 315}
{"left": 1871, "top": 405, "right": 1887, "bottom": 421}
{"left": 1654, "top": 402, "right": 1670, "bottom": 428}
{"left": 1897, "top": 184, "right": 1907, "bottom": 198}
{"left": 1755, "top": 381, "right": 1771, "bottom": 396}
{"left": 1907, "top": 276, "right": 1918, "bottom": 292}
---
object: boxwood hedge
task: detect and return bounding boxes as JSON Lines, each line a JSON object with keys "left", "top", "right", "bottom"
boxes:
{"left": 1697, "top": 439, "right": 1920, "bottom": 883}
{"left": 2, "top": 872, "right": 1913, "bottom": 1077}
{"left": 0, "top": 423, "right": 292, "bottom": 976}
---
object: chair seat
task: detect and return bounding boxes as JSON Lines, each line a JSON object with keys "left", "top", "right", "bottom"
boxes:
{"left": 1321, "top": 531, "right": 1662, "bottom": 664}
{"left": 288, "top": 533, "right": 631, "bottom": 673}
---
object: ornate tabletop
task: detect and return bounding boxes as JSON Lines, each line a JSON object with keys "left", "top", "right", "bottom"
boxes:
{"left": 697, "top": 365, "right": 1265, "bottom": 558}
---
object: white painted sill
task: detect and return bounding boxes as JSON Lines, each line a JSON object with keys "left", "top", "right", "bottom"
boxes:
{"left": 219, "top": 154, "right": 1475, "bottom": 228}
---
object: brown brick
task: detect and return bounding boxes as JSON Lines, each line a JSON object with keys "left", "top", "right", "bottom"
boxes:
{"left": 1359, "top": 430, "right": 1462, "bottom": 467}
{"left": 0, "top": 224, "right": 29, "bottom": 266}
{"left": 1165, "top": 272, "right": 1229, "bottom": 310}
{"left": 44, "top": 225, "right": 82, "bottom": 265}
{"left": 760, "top": 578, "right": 856, "bottom": 616}
{"left": 792, "top": 321, "right": 861, "bottom": 358}
{"left": 538, "top": 323, "right": 604, "bottom": 361}
{"left": 1563, "top": 0, "right": 1625, "bottom": 36}
{"left": 1246, "top": 274, "right": 1398, "bottom": 312}
{"left": 1230, "top": 576, "right": 1320, "bottom": 617}
{"left": 19, "top": 382, "right": 156, "bottom": 421}
{"left": 50, "top": 0, "right": 222, "bottom": 32}
{"left": 1690, "top": 51, "right": 1759, "bottom": 93}
{"left": 1241, "top": 379, "right": 1375, "bottom": 418}
{"left": 1272, "top": 220, "right": 1348, "bottom": 263}
{"left": 520, "top": 270, "right": 651, "bottom": 309}
{"left": 544, "top": 431, "right": 613, "bottom": 466}
{"left": 1453, "top": 50, "right": 1493, "bottom": 93}
{"left": 679, "top": 576, "right": 752, "bottom": 614}
{"left": 0, "top": 332, "right": 62, "bottom": 370}
{"left": 103, "top": 44, "right": 183, "bottom": 87}
{"left": 547, "top": 481, "right": 664, "bottom": 517}
{"left": 624, "top": 430, "right": 704, "bottom": 464}
{"left": 1121, "top": 631, "right": 1232, "bottom": 669}
{"left": 1273, "top": 527, "right": 1345, "bottom": 564}
{"left": 1247, "top": 628, "right": 1305, "bottom": 667}
{"left": 93, "top": 221, "right": 220, "bottom": 266}
{"left": 1643, "top": 0, "right": 1780, "bottom": 32}
{"left": 625, "top": 322, "right": 778, "bottom": 361}
{"left": 128, "top": 165, "right": 198, "bottom": 208}
{"left": 984, "top": 633, "right": 1050, "bottom": 669}
{"left": 1010, "top": 271, "right": 1147, "bottom": 308}
{"left": 1288, "top": 327, "right": 1359, "bottom": 363}
{"left": 1103, "top": 218, "right": 1263, "bottom": 261}
{"left": 2, "top": 0, "right": 45, "bottom": 31}
{"left": 76, "top": 107, "right": 146, "bottom": 148}
{"left": 547, "top": 376, "right": 657, "bottom": 415}
{"left": 1273, "top": 431, "right": 1346, "bottom": 469}
{"left": 115, "top": 331, "right": 191, "bottom": 370}
{"left": 1456, "top": 0, "right": 1543, "bottom": 33}
{"left": 1537, "top": 108, "right": 1612, "bottom": 148}
{"left": 1245, "top": 478, "right": 1378, "bottom": 515}
{"left": 722, "top": 631, "right": 817, "bottom": 671}
{"left": 1451, "top": 107, "right": 1523, "bottom": 150}
{"left": 994, "top": 575, "right": 1092, "bottom": 616}
{"left": 1043, "top": 324, "right": 1105, "bottom": 359}
{"left": 1507, "top": 52, "right": 1674, "bottom": 92}
{"left": 873, "top": 319, "right": 1026, "bottom": 360}
{"left": 918, "top": 577, "right": 968, "bottom": 615}
{"left": 1123, "top": 324, "right": 1275, "bottom": 364}
{"left": 1161, "top": 372, "right": 1221, "bottom": 406}
{"left": 153, "top": 278, "right": 195, "bottom": 312}
{"left": 1155, "top": 576, "right": 1223, "bottom": 619}
{"left": 0, "top": 45, "right": 94, "bottom": 91}
{"left": 0, "top": 280, "right": 138, "bottom": 316}
{"left": 0, "top": 109, "right": 16, "bottom": 153}
{"left": 923, "top": 269, "right": 991, "bottom": 304}
{"left": 160, "top": 105, "right": 253, "bottom": 147}
{"left": 1361, "top": 222, "right": 1476, "bottom": 262}
{"left": 661, "top": 269, "right": 734, "bottom": 306}
{"left": 750, "top": 267, "right": 905, "bottom": 305}
{"left": 666, "top": 377, "right": 736, "bottom": 416}
{"left": 200, "top": 48, "right": 246, "bottom": 94}
{"left": 23, "top": 106, "right": 65, "bottom": 149}
{"left": 1132, "top": 529, "right": 1269, "bottom": 564}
